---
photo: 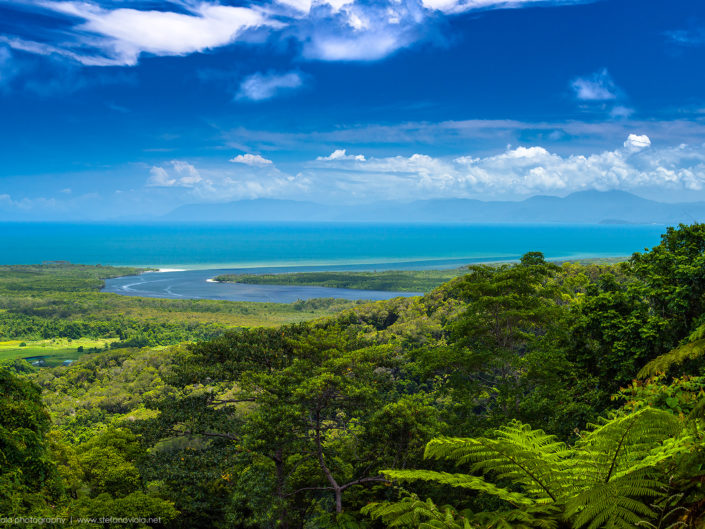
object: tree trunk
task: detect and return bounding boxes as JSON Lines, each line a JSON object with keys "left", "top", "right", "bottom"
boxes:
{"left": 274, "top": 450, "right": 290, "bottom": 529}
{"left": 314, "top": 414, "right": 343, "bottom": 513}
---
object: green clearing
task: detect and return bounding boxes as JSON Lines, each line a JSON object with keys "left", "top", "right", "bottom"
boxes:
{"left": 0, "top": 337, "right": 118, "bottom": 366}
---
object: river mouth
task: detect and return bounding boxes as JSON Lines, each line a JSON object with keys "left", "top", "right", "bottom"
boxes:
{"left": 102, "top": 268, "right": 422, "bottom": 303}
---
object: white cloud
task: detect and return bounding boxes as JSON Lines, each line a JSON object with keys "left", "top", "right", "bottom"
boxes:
{"left": 300, "top": 135, "right": 705, "bottom": 199}
{"left": 230, "top": 153, "right": 274, "bottom": 166}
{"left": 235, "top": 71, "right": 304, "bottom": 101}
{"left": 277, "top": 0, "right": 314, "bottom": 14}
{"left": 571, "top": 68, "right": 618, "bottom": 101}
{"left": 144, "top": 158, "right": 311, "bottom": 200}
{"left": 137, "top": 135, "right": 705, "bottom": 204}
{"left": 316, "top": 149, "right": 366, "bottom": 161}
{"left": 6, "top": 0, "right": 597, "bottom": 67}
{"left": 421, "top": 0, "right": 578, "bottom": 14}
{"left": 624, "top": 134, "right": 651, "bottom": 152}
{"left": 147, "top": 161, "right": 203, "bottom": 187}
{"left": 31, "top": 1, "right": 270, "bottom": 65}
{"left": 298, "top": 1, "right": 424, "bottom": 61}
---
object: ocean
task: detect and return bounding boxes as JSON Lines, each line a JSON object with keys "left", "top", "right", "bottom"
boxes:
{"left": 0, "top": 222, "right": 667, "bottom": 268}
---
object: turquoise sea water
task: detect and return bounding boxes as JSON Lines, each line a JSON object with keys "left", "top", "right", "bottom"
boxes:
{"left": 0, "top": 223, "right": 667, "bottom": 268}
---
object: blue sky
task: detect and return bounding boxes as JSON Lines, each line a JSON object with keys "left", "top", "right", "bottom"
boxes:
{"left": 1, "top": 0, "right": 705, "bottom": 219}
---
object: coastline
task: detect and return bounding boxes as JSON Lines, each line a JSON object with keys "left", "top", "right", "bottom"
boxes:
{"left": 125, "top": 253, "right": 629, "bottom": 273}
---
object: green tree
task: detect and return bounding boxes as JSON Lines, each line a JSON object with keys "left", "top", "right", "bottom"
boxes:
{"left": 0, "top": 368, "right": 62, "bottom": 516}
{"left": 567, "top": 224, "right": 705, "bottom": 392}
{"left": 145, "top": 325, "right": 442, "bottom": 527}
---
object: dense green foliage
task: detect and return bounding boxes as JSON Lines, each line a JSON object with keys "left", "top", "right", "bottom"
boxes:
{"left": 1, "top": 227, "right": 704, "bottom": 527}
{"left": 0, "top": 263, "right": 148, "bottom": 292}
{"left": 0, "top": 369, "right": 62, "bottom": 516}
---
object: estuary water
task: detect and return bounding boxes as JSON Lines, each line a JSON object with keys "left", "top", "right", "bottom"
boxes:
{"left": 1, "top": 222, "right": 668, "bottom": 302}
{"left": 102, "top": 268, "right": 421, "bottom": 302}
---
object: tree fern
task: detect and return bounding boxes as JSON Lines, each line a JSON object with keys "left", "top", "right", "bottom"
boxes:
{"left": 365, "top": 408, "right": 688, "bottom": 529}
{"left": 471, "top": 504, "right": 561, "bottom": 529}
{"left": 638, "top": 324, "right": 705, "bottom": 377}
{"left": 565, "top": 475, "right": 663, "bottom": 529}
{"left": 382, "top": 470, "right": 535, "bottom": 506}
{"left": 362, "top": 495, "right": 474, "bottom": 529}
{"left": 422, "top": 423, "right": 571, "bottom": 503}
{"left": 572, "top": 408, "right": 681, "bottom": 484}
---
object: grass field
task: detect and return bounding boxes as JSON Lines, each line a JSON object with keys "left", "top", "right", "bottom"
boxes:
{"left": 0, "top": 337, "right": 118, "bottom": 367}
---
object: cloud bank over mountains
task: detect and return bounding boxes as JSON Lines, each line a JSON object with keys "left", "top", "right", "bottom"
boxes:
{"left": 2, "top": 132, "right": 704, "bottom": 220}
{"left": 138, "top": 134, "right": 705, "bottom": 204}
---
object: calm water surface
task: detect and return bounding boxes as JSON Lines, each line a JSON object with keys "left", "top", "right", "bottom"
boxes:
{"left": 2, "top": 222, "right": 667, "bottom": 302}
{"left": 103, "top": 268, "right": 421, "bottom": 302}
{"left": 0, "top": 222, "right": 666, "bottom": 266}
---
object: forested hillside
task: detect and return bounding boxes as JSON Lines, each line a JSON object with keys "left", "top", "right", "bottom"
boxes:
{"left": 1, "top": 225, "right": 704, "bottom": 528}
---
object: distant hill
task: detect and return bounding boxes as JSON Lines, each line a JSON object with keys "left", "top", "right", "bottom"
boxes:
{"left": 161, "top": 191, "right": 705, "bottom": 224}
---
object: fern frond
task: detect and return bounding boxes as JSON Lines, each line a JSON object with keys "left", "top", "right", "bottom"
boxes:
{"left": 638, "top": 336, "right": 705, "bottom": 378}
{"left": 573, "top": 408, "right": 680, "bottom": 484}
{"left": 424, "top": 423, "right": 570, "bottom": 502}
{"left": 611, "top": 434, "right": 692, "bottom": 480}
{"left": 566, "top": 476, "right": 661, "bottom": 529}
{"left": 362, "top": 496, "right": 473, "bottom": 529}
{"left": 382, "top": 470, "right": 535, "bottom": 506}
{"left": 472, "top": 504, "right": 561, "bottom": 529}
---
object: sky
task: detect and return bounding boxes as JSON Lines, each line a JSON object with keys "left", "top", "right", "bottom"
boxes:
{"left": 1, "top": 0, "right": 705, "bottom": 220}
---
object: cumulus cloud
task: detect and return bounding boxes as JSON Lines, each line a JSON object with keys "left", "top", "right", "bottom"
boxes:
{"left": 137, "top": 135, "right": 705, "bottom": 204}
{"left": 147, "top": 161, "right": 203, "bottom": 187}
{"left": 301, "top": 135, "right": 705, "bottom": 199}
{"left": 236, "top": 71, "right": 304, "bottom": 101}
{"left": 144, "top": 158, "right": 311, "bottom": 200}
{"left": 297, "top": 1, "right": 426, "bottom": 62}
{"left": 316, "top": 149, "right": 366, "bottom": 161}
{"left": 624, "top": 134, "right": 651, "bottom": 152}
{"left": 230, "top": 153, "right": 274, "bottom": 166}
{"left": 571, "top": 68, "right": 618, "bottom": 101}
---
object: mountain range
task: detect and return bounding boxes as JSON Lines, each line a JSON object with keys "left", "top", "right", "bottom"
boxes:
{"left": 161, "top": 190, "right": 705, "bottom": 225}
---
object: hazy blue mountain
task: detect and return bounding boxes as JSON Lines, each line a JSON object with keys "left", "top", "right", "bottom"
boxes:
{"left": 161, "top": 191, "right": 705, "bottom": 224}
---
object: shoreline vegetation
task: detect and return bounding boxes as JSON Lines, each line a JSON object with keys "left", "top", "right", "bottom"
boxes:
{"left": 212, "top": 256, "right": 627, "bottom": 292}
